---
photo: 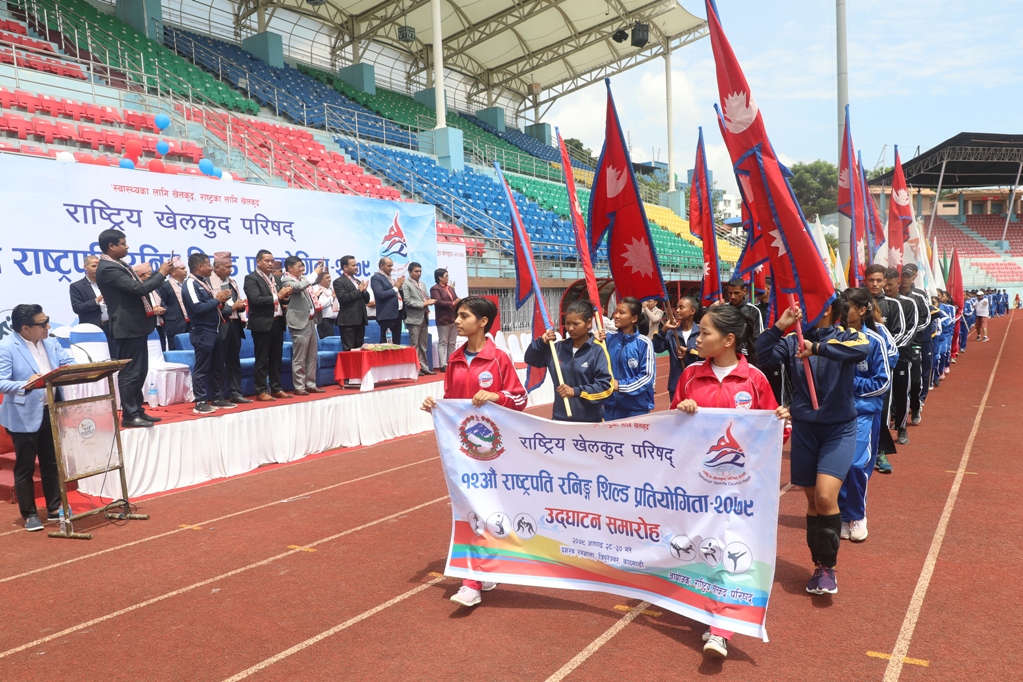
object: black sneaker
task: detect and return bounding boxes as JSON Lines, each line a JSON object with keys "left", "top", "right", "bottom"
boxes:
{"left": 193, "top": 401, "right": 216, "bottom": 415}
{"left": 911, "top": 413, "right": 922, "bottom": 426}
{"left": 897, "top": 429, "right": 909, "bottom": 445}
{"left": 210, "top": 399, "right": 238, "bottom": 409}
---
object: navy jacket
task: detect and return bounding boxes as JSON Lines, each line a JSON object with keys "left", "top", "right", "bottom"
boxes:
{"left": 158, "top": 280, "right": 188, "bottom": 342}
{"left": 183, "top": 276, "right": 224, "bottom": 334}
{"left": 524, "top": 334, "right": 614, "bottom": 422}
{"left": 755, "top": 324, "right": 870, "bottom": 424}
{"left": 69, "top": 277, "right": 104, "bottom": 327}
{"left": 652, "top": 326, "right": 700, "bottom": 396}
{"left": 370, "top": 272, "right": 401, "bottom": 321}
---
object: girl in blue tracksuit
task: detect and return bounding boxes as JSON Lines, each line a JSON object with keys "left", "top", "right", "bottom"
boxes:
{"left": 933, "top": 293, "right": 955, "bottom": 386}
{"left": 836, "top": 288, "right": 892, "bottom": 543}
{"left": 524, "top": 300, "right": 614, "bottom": 423}
{"left": 603, "top": 297, "right": 655, "bottom": 420}
{"left": 653, "top": 296, "right": 701, "bottom": 397}
{"left": 755, "top": 299, "right": 870, "bottom": 595}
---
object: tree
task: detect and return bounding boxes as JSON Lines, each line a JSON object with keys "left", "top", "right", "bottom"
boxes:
{"left": 866, "top": 165, "right": 893, "bottom": 181}
{"left": 563, "top": 138, "right": 596, "bottom": 166}
{"left": 824, "top": 232, "right": 839, "bottom": 253}
{"left": 789, "top": 160, "right": 838, "bottom": 219}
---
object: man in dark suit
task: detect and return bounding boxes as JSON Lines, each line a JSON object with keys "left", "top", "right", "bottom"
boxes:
{"left": 333, "top": 255, "right": 370, "bottom": 352}
{"left": 94, "top": 229, "right": 172, "bottom": 428}
{"left": 157, "top": 259, "right": 188, "bottom": 349}
{"left": 210, "top": 252, "right": 250, "bottom": 404}
{"left": 182, "top": 252, "right": 236, "bottom": 416}
{"left": 370, "top": 257, "right": 405, "bottom": 344}
{"left": 69, "top": 255, "right": 116, "bottom": 355}
{"left": 244, "top": 249, "right": 294, "bottom": 402}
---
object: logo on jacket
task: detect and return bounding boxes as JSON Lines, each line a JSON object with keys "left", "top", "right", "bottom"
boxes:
{"left": 699, "top": 424, "right": 750, "bottom": 485}
{"left": 733, "top": 391, "right": 753, "bottom": 410}
{"left": 459, "top": 415, "right": 504, "bottom": 461}
{"left": 477, "top": 371, "right": 494, "bottom": 389}
{"left": 628, "top": 357, "right": 639, "bottom": 369}
{"left": 379, "top": 212, "right": 409, "bottom": 261}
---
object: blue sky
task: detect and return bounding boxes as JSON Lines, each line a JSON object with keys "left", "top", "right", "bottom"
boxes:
{"left": 546, "top": 0, "right": 1023, "bottom": 194}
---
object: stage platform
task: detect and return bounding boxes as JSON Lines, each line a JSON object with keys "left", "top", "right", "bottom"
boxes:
{"left": 79, "top": 368, "right": 555, "bottom": 499}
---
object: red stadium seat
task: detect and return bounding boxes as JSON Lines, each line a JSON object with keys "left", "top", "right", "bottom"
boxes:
{"left": 60, "top": 99, "right": 84, "bottom": 121}
{"left": 97, "top": 105, "right": 122, "bottom": 126}
{"left": 36, "top": 93, "right": 63, "bottom": 118}
{"left": 101, "top": 130, "right": 125, "bottom": 154}
{"left": 53, "top": 121, "right": 76, "bottom": 142}
{"left": 14, "top": 90, "right": 38, "bottom": 113}
{"left": 29, "top": 117, "right": 57, "bottom": 143}
{"left": 2, "top": 112, "right": 31, "bottom": 139}
{"left": 76, "top": 124, "right": 103, "bottom": 150}
{"left": 0, "top": 87, "right": 16, "bottom": 110}
{"left": 0, "top": 138, "right": 19, "bottom": 152}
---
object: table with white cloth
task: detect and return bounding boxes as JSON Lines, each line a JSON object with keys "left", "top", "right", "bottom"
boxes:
{"left": 333, "top": 347, "right": 419, "bottom": 391}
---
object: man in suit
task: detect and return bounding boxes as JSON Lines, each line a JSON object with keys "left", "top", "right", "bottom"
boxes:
{"left": 210, "top": 252, "right": 250, "bottom": 404}
{"left": 0, "top": 304, "right": 75, "bottom": 531}
{"left": 158, "top": 259, "right": 188, "bottom": 349}
{"left": 95, "top": 229, "right": 172, "bottom": 429}
{"left": 401, "top": 261, "right": 436, "bottom": 375}
{"left": 183, "top": 253, "right": 236, "bottom": 415}
{"left": 69, "top": 255, "right": 115, "bottom": 355}
{"left": 370, "top": 257, "right": 405, "bottom": 344}
{"left": 282, "top": 256, "right": 327, "bottom": 395}
{"left": 244, "top": 250, "right": 294, "bottom": 402}
{"left": 333, "top": 255, "right": 370, "bottom": 352}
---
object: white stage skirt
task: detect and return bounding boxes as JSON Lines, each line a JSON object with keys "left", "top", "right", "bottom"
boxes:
{"left": 80, "top": 369, "right": 555, "bottom": 499}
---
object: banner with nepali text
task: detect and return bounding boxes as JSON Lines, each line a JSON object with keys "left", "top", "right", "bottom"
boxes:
{"left": 432, "top": 401, "right": 784, "bottom": 640}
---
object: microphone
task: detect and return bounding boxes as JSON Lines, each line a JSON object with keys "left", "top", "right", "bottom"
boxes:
{"left": 70, "top": 342, "right": 95, "bottom": 363}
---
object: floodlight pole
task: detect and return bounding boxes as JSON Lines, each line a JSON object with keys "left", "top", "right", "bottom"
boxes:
{"left": 431, "top": 0, "right": 446, "bottom": 129}
{"left": 1001, "top": 161, "right": 1023, "bottom": 243}
{"left": 836, "top": 0, "right": 851, "bottom": 270}
{"left": 664, "top": 42, "right": 676, "bottom": 191}
{"left": 926, "top": 158, "right": 947, "bottom": 239}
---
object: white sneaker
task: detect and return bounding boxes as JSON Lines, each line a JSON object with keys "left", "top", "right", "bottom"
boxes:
{"left": 703, "top": 635, "right": 728, "bottom": 658}
{"left": 449, "top": 586, "right": 482, "bottom": 607}
{"left": 850, "top": 518, "right": 868, "bottom": 542}
{"left": 840, "top": 522, "right": 850, "bottom": 540}
{"left": 702, "top": 629, "right": 712, "bottom": 642}
{"left": 480, "top": 582, "right": 497, "bottom": 592}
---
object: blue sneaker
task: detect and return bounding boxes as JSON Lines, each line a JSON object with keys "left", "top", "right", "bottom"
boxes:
{"left": 806, "top": 564, "right": 823, "bottom": 594}
{"left": 875, "top": 453, "right": 893, "bottom": 474}
{"left": 24, "top": 515, "right": 43, "bottom": 532}
{"left": 814, "top": 566, "right": 838, "bottom": 594}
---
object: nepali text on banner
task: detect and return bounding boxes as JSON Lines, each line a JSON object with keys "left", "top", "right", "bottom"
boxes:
{"left": 432, "top": 401, "right": 784, "bottom": 641}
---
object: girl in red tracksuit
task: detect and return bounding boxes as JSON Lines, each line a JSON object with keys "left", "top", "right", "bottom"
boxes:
{"left": 421, "top": 296, "right": 527, "bottom": 609}
{"left": 669, "top": 304, "right": 790, "bottom": 660}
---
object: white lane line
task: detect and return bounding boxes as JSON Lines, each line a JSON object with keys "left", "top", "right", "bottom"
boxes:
{"left": 0, "top": 495, "right": 449, "bottom": 661}
{"left": 545, "top": 601, "right": 651, "bottom": 682}
{"left": 0, "top": 457, "right": 439, "bottom": 585}
{"left": 883, "top": 315, "right": 1012, "bottom": 682}
{"left": 221, "top": 576, "right": 447, "bottom": 681}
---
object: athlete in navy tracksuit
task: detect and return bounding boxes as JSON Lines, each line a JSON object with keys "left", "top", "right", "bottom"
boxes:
{"left": 960, "top": 295, "right": 975, "bottom": 351}
{"left": 603, "top": 297, "right": 655, "bottom": 420}
{"left": 652, "top": 297, "right": 700, "bottom": 397}
{"left": 756, "top": 301, "right": 869, "bottom": 595}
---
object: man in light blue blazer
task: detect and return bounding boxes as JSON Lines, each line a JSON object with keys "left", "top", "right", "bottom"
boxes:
{"left": 0, "top": 304, "right": 75, "bottom": 531}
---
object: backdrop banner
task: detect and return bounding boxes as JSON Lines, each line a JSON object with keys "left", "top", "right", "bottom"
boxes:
{"left": 432, "top": 401, "right": 784, "bottom": 640}
{"left": 0, "top": 154, "right": 437, "bottom": 334}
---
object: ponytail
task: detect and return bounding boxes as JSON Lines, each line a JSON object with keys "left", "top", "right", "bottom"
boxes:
{"left": 702, "top": 304, "right": 758, "bottom": 365}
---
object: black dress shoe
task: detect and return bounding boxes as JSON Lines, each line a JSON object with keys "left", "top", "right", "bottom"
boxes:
{"left": 229, "top": 395, "right": 253, "bottom": 404}
{"left": 424, "top": 369, "right": 436, "bottom": 375}
{"left": 122, "top": 416, "right": 153, "bottom": 428}
{"left": 138, "top": 413, "right": 162, "bottom": 423}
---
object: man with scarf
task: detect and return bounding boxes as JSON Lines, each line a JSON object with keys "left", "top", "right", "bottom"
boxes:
{"left": 245, "top": 250, "right": 294, "bottom": 401}
{"left": 282, "top": 255, "right": 327, "bottom": 395}
{"left": 183, "top": 252, "right": 236, "bottom": 415}
{"left": 210, "top": 251, "right": 250, "bottom": 404}
{"left": 95, "top": 229, "right": 172, "bottom": 428}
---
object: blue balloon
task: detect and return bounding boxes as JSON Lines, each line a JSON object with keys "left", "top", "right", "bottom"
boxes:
{"left": 154, "top": 113, "right": 171, "bottom": 131}
{"left": 156, "top": 140, "right": 169, "bottom": 156}
{"left": 213, "top": 167, "right": 223, "bottom": 179}
{"left": 119, "top": 158, "right": 135, "bottom": 170}
{"left": 198, "top": 158, "right": 214, "bottom": 175}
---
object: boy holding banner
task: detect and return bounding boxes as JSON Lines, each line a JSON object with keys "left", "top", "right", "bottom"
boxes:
{"left": 422, "top": 296, "right": 527, "bottom": 608}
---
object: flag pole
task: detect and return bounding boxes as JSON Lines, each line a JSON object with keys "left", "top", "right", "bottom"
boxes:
{"left": 789, "top": 295, "right": 820, "bottom": 409}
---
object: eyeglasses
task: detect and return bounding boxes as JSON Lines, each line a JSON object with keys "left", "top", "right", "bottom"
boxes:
{"left": 25, "top": 318, "right": 50, "bottom": 327}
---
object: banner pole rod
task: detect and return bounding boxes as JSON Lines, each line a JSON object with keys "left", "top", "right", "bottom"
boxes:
{"left": 789, "top": 295, "right": 820, "bottom": 410}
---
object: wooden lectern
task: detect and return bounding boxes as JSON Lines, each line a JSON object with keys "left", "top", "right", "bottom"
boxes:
{"left": 24, "top": 360, "right": 149, "bottom": 539}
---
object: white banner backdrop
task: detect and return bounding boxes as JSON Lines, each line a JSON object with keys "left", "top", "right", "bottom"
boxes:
{"left": 0, "top": 154, "right": 438, "bottom": 334}
{"left": 433, "top": 402, "right": 784, "bottom": 640}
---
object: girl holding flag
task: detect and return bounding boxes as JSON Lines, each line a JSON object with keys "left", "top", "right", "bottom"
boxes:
{"left": 602, "top": 297, "right": 656, "bottom": 420}
{"left": 669, "top": 304, "right": 789, "bottom": 658}
{"left": 421, "top": 296, "right": 527, "bottom": 608}
{"left": 525, "top": 301, "right": 614, "bottom": 423}
{"left": 755, "top": 300, "right": 869, "bottom": 596}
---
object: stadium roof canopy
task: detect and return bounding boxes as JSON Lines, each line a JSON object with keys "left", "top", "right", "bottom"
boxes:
{"left": 227, "top": 0, "right": 707, "bottom": 117}
{"left": 870, "top": 133, "right": 1023, "bottom": 189}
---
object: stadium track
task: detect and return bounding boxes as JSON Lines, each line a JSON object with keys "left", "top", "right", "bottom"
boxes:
{"left": 0, "top": 313, "right": 1014, "bottom": 681}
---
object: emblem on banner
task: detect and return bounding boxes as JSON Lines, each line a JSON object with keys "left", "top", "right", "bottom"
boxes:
{"left": 699, "top": 424, "right": 750, "bottom": 485}
{"left": 458, "top": 415, "right": 504, "bottom": 460}
{"left": 380, "top": 212, "right": 409, "bottom": 261}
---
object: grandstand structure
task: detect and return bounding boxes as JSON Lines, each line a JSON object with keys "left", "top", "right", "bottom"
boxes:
{"left": 1, "top": 0, "right": 750, "bottom": 324}
{"left": 871, "top": 132, "right": 1023, "bottom": 293}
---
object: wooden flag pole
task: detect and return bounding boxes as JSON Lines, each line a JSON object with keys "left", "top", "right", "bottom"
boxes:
{"left": 549, "top": 338, "right": 573, "bottom": 418}
{"left": 789, "top": 294, "right": 820, "bottom": 410}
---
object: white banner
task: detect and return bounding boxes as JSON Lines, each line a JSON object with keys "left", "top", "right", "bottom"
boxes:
{"left": 433, "top": 401, "right": 784, "bottom": 640}
{"left": 0, "top": 154, "right": 438, "bottom": 334}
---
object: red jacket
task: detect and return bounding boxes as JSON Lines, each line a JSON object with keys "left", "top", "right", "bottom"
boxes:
{"left": 444, "top": 338, "right": 527, "bottom": 411}
{"left": 670, "top": 356, "right": 778, "bottom": 412}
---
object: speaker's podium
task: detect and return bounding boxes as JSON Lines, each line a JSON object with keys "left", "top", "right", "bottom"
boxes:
{"left": 24, "top": 360, "right": 150, "bottom": 539}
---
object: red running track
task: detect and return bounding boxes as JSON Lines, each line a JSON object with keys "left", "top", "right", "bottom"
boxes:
{"left": 0, "top": 313, "right": 1016, "bottom": 681}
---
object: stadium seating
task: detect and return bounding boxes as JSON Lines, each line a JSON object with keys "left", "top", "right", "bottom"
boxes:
{"left": 965, "top": 214, "right": 1023, "bottom": 255}
{"left": 927, "top": 216, "right": 998, "bottom": 257}
{"left": 9, "top": 0, "right": 259, "bottom": 113}
{"left": 974, "top": 260, "right": 1023, "bottom": 282}
{"left": 437, "top": 222, "right": 485, "bottom": 257}
{"left": 0, "top": 18, "right": 87, "bottom": 81}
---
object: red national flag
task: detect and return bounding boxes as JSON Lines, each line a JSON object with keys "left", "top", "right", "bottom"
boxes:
{"left": 837, "top": 105, "right": 865, "bottom": 286}
{"left": 706, "top": 0, "right": 836, "bottom": 326}
{"left": 496, "top": 162, "right": 550, "bottom": 392}
{"left": 946, "top": 245, "right": 964, "bottom": 313}
{"left": 558, "top": 128, "right": 603, "bottom": 322}
{"left": 690, "top": 127, "right": 721, "bottom": 306}
{"left": 887, "top": 148, "right": 914, "bottom": 272}
{"left": 587, "top": 79, "right": 668, "bottom": 302}
{"left": 859, "top": 152, "right": 884, "bottom": 262}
